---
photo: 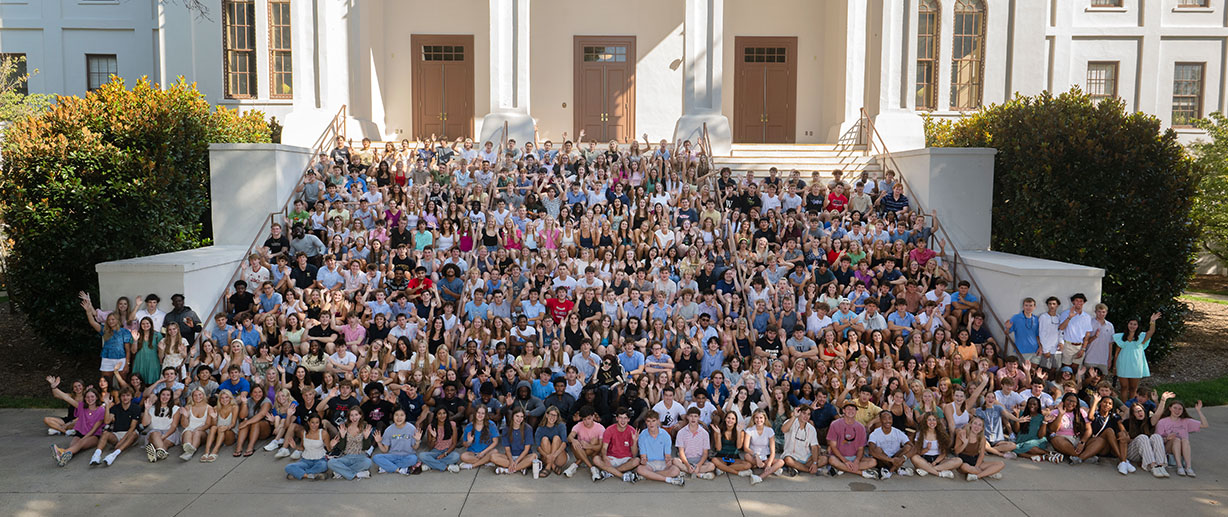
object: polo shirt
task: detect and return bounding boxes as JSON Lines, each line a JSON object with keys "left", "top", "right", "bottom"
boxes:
{"left": 638, "top": 428, "right": 672, "bottom": 462}
{"left": 603, "top": 424, "right": 636, "bottom": 459}
{"left": 675, "top": 425, "right": 711, "bottom": 461}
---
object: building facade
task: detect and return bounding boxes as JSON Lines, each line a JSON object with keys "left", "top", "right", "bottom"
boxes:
{"left": 2, "top": 0, "right": 1225, "bottom": 148}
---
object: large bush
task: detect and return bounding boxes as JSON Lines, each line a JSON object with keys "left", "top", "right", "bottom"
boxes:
{"left": 926, "top": 90, "right": 1198, "bottom": 360}
{"left": 1189, "top": 113, "right": 1228, "bottom": 265}
{"left": 0, "top": 77, "right": 269, "bottom": 353}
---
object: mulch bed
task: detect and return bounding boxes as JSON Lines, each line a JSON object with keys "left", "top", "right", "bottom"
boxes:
{"left": 0, "top": 303, "right": 95, "bottom": 399}
{"left": 1188, "top": 274, "right": 1228, "bottom": 294}
{"left": 1151, "top": 298, "right": 1228, "bottom": 385}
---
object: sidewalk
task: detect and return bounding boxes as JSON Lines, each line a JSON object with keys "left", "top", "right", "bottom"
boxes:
{"left": 2, "top": 407, "right": 1226, "bottom": 516}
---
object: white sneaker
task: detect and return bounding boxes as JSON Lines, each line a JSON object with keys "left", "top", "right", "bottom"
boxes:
{"left": 737, "top": 469, "right": 752, "bottom": 477}
{"left": 333, "top": 472, "right": 343, "bottom": 479}
{"left": 182, "top": 443, "right": 196, "bottom": 456}
{"left": 1177, "top": 467, "right": 1187, "bottom": 476}
{"left": 1152, "top": 466, "right": 1165, "bottom": 478}
{"left": 532, "top": 459, "right": 542, "bottom": 479}
{"left": 621, "top": 472, "right": 634, "bottom": 482}
{"left": 563, "top": 463, "right": 578, "bottom": 478}
{"left": 66, "top": 429, "right": 78, "bottom": 436}
{"left": 90, "top": 450, "right": 103, "bottom": 465}
{"left": 179, "top": 450, "right": 194, "bottom": 462}
{"left": 1003, "top": 452, "right": 1018, "bottom": 460}
{"left": 355, "top": 471, "right": 370, "bottom": 479}
{"left": 397, "top": 467, "right": 409, "bottom": 475}
{"left": 989, "top": 473, "right": 1003, "bottom": 479}
{"left": 377, "top": 467, "right": 388, "bottom": 474}
{"left": 966, "top": 474, "right": 979, "bottom": 482}
{"left": 899, "top": 467, "right": 915, "bottom": 477}
{"left": 421, "top": 465, "right": 431, "bottom": 472}
{"left": 668, "top": 476, "right": 686, "bottom": 486}
{"left": 460, "top": 463, "right": 474, "bottom": 470}
{"left": 1186, "top": 467, "right": 1196, "bottom": 478}
{"left": 698, "top": 472, "right": 715, "bottom": 480}
{"left": 750, "top": 474, "right": 763, "bottom": 485}
{"left": 263, "top": 440, "right": 281, "bottom": 452}
{"left": 939, "top": 470, "right": 955, "bottom": 479}
{"left": 1125, "top": 462, "right": 1137, "bottom": 473}
{"left": 880, "top": 468, "right": 892, "bottom": 479}
{"left": 290, "top": 450, "right": 302, "bottom": 460}
{"left": 861, "top": 470, "right": 878, "bottom": 480}
{"left": 47, "top": 428, "right": 61, "bottom": 436}
{"left": 495, "top": 467, "right": 509, "bottom": 475}
{"left": 917, "top": 469, "right": 929, "bottom": 477}
{"left": 447, "top": 464, "right": 461, "bottom": 473}
{"left": 273, "top": 448, "right": 291, "bottom": 459}
{"left": 1117, "top": 461, "right": 1130, "bottom": 475}
{"left": 104, "top": 450, "right": 120, "bottom": 466}
{"left": 592, "top": 466, "right": 602, "bottom": 481}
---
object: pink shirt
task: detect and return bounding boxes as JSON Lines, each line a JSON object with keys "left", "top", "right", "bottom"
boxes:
{"left": 573, "top": 421, "right": 605, "bottom": 443}
{"left": 675, "top": 425, "right": 711, "bottom": 459}
{"left": 826, "top": 418, "right": 867, "bottom": 458}
{"left": 74, "top": 401, "right": 106, "bottom": 437}
{"left": 603, "top": 425, "right": 636, "bottom": 459}
{"left": 1156, "top": 417, "right": 1201, "bottom": 440}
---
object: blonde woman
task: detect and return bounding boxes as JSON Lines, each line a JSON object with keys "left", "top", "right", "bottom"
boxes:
{"left": 200, "top": 389, "right": 239, "bottom": 462}
{"left": 176, "top": 387, "right": 214, "bottom": 461}
{"left": 158, "top": 323, "right": 189, "bottom": 377}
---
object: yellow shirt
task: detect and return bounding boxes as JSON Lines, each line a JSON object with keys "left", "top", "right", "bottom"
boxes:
{"left": 854, "top": 400, "right": 882, "bottom": 429}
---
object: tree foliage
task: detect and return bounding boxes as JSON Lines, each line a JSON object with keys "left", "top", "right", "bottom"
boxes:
{"left": 0, "top": 76, "right": 269, "bottom": 353}
{"left": 0, "top": 55, "right": 54, "bottom": 124}
{"left": 1190, "top": 112, "right": 1228, "bottom": 265}
{"left": 926, "top": 89, "right": 1197, "bottom": 360}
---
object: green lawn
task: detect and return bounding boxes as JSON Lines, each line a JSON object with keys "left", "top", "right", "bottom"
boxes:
{"left": 0, "top": 396, "right": 63, "bottom": 408}
{"left": 1156, "top": 375, "right": 1228, "bottom": 407}
{"left": 1181, "top": 295, "right": 1228, "bottom": 305}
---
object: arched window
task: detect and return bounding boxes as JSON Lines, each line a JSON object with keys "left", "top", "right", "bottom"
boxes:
{"left": 916, "top": 0, "right": 939, "bottom": 110}
{"left": 950, "top": 0, "right": 985, "bottom": 110}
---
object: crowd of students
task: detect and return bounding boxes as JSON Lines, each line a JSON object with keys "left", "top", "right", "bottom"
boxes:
{"left": 46, "top": 132, "right": 1210, "bottom": 484}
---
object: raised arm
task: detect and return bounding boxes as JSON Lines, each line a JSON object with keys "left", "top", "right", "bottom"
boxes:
{"left": 80, "top": 292, "right": 103, "bottom": 332}
{"left": 46, "top": 376, "right": 77, "bottom": 406}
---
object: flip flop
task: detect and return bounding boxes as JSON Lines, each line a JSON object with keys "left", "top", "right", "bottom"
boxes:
{"left": 243, "top": 449, "right": 255, "bottom": 457}
{"left": 233, "top": 450, "right": 243, "bottom": 457}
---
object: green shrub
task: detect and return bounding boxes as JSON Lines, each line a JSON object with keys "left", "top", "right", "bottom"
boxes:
{"left": 0, "top": 76, "right": 269, "bottom": 354}
{"left": 1190, "top": 113, "right": 1228, "bottom": 265}
{"left": 926, "top": 89, "right": 1198, "bottom": 361}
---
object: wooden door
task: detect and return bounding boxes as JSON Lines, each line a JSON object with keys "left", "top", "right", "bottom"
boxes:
{"left": 574, "top": 37, "right": 636, "bottom": 143}
{"left": 733, "top": 37, "right": 797, "bottom": 143}
{"left": 412, "top": 35, "right": 475, "bottom": 139}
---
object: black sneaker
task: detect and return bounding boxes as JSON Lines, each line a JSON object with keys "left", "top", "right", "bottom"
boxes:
{"left": 785, "top": 467, "right": 799, "bottom": 477}
{"left": 410, "top": 465, "right": 423, "bottom": 475}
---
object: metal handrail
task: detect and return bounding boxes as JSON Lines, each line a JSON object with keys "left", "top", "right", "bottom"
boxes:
{"left": 203, "top": 104, "right": 348, "bottom": 330}
{"left": 858, "top": 107, "right": 1013, "bottom": 351}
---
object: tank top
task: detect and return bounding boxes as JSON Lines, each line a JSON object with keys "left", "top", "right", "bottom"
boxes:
{"left": 186, "top": 406, "right": 209, "bottom": 431}
{"left": 436, "top": 233, "right": 455, "bottom": 251}
{"left": 717, "top": 431, "right": 741, "bottom": 458}
{"left": 922, "top": 438, "right": 940, "bottom": 456}
{"left": 950, "top": 405, "right": 969, "bottom": 429}
{"left": 216, "top": 408, "right": 235, "bottom": 428}
{"left": 301, "top": 431, "right": 327, "bottom": 460}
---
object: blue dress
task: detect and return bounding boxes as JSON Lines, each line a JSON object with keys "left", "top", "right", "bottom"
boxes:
{"left": 1113, "top": 332, "right": 1150, "bottom": 378}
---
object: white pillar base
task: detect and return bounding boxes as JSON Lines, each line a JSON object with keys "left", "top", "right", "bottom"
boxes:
{"left": 871, "top": 110, "right": 926, "bottom": 152}
{"left": 673, "top": 112, "right": 732, "bottom": 156}
{"left": 478, "top": 112, "right": 535, "bottom": 150}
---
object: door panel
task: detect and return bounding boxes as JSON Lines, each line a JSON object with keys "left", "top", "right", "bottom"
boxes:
{"left": 412, "top": 35, "right": 474, "bottom": 139}
{"left": 606, "top": 66, "right": 631, "bottom": 142}
{"left": 574, "top": 37, "right": 636, "bottom": 142}
{"left": 733, "top": 37, "right": 797, "bottom": 143}
{"left": 764, "top": 66, "right": 792, "bottom": 143}
{"left": 735, "top": 68, "right": 765, "bottom": 143}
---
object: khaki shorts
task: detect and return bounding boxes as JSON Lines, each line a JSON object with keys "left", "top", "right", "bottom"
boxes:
{"left": 647, "top": 460, "right": 669, "bottom": 472}
{"left": 1061, "top": 342, "right": 1085, "bottom": 366}
{"left": 609, "top": 456, "right": 632, "bottom": 468}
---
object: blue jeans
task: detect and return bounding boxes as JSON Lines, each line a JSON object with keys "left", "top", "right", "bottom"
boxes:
{"left": 285, "top": 458, "right": 328, "bottom": 479}
{"left": 328, "top": 454, "right": 373, "bottom": 480}
{"left": 419, "top": 449, "right": 460, "bottom": 470}
{"left": 373, "top": 452, "right": 418, "bottom": 472}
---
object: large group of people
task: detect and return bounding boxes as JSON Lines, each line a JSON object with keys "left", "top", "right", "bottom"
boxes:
{"left": 46, "top": 130, "right": 1209, "bottom": 484}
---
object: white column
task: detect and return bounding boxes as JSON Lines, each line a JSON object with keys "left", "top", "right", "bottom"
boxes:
{"left": 839, "top": 0, "right": 868, "bottom": 137}
{"left": 479, "top": 0, "right": 534, "bottom": 148}
{"left": 317, "top": 0, "right": 350, "bottom": 116}
{"left": 290, "top": 0, "right": 318, "bottom": 111}
{"left": 673, "top": 0, "right": 731, "bottom": 155}
{"left": 872, "top": 0, "right": 925, "bottom": 152}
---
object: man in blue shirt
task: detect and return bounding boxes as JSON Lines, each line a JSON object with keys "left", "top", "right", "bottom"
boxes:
{"left": 636, "top": 413, "right": 685, "bottom": 485}
{"left": 316, "top": 255, "right": 345, "bottom": 290}
{"left": 218, "top": 365, "right": 251, "bottom": 399}
{"left": 255, "top": 281, "right": 283, "bottom": 325}
{"left": 464, "top": 289, "right": 491, "bottom": 322}
{"left": 617, "top": 341, "right": 646, "bottom": 379}
{"left": 1005, "top": 297, "right": 1041, "bottom": 364}
{"left": 886, "top": 301, "right": 916, "bottom": 341}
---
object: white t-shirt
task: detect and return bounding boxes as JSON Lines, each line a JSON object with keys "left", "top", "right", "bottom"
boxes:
{"left": 1059, "top": 310, "right": 1094, "bottom": 344}
{"left": 687, "top": 401, "right": 718, "bottom": 426}
{"left": 868, "top": 426, "right": 910, "bottom": 457}
{"left": 994, "top": 389, "right": 1028, "bottom": 412}
{"left": 746, "top": 426, "right": 775, "bottom": 458}
{"left": 329, "top": 351, "right": 357, "bottom": 369}
{"left": 1039, "top": 312, "right": 1063, "bottom": 353}
{"left": 652, "top": 400, "right": 688, "bottom": 428}
{"left": 782, "top": 420, "right": 819, "bottom": 460}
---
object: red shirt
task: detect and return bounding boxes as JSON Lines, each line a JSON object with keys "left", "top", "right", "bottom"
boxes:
{"left": 603, "top": 424, "right": 636, "bottom": 459}
{"left": 826, "top": 193, "right": 848, "bottom": 212}
{"left": 545, "top": 298, "right": 574, "bottom": 324}
{"left": 406, "top": 277, "right": 433, "bottom": 298}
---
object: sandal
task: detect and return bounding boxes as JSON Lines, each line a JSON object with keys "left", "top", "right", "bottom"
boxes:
{"left": 233, "top": 450, "right": 243, "bottom": 457}
{"left": 243, "top": 449, "right": 254, "bottom": 457}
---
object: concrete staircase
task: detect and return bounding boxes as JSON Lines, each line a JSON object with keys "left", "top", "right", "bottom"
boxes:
{"left": 712, "top": 143, "right": 881, "bottom": 179}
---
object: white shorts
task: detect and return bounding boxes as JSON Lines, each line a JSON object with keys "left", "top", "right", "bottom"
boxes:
{"left": 112, "top": 431, "right": 129, "bottom": 440}
{"left": 100, "top": 357, "right": 127, "bottom": 373}
{"left": 609, "top": 456, "right": 631, "bottom": 468}
{"left": 647, "top": 460, "right": 669, "bottom": 472}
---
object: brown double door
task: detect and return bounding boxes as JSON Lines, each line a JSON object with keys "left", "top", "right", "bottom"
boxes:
{"left": 574, "top": 36, "right": 636, "bottom": 143}
{"left": 734, "top": 36, "right": 797, "bottom": 143}
{"left": 412, "top": 34, "right": 475, "bottom": 139}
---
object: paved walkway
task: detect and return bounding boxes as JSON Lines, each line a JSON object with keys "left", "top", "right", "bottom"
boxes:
{"left": 2, "top": 407, "right": 1226, "bottom": 517}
